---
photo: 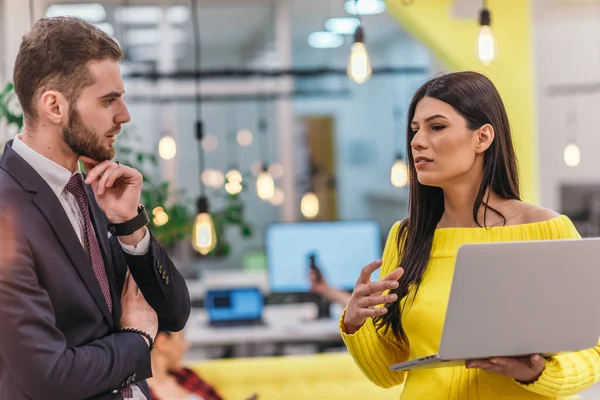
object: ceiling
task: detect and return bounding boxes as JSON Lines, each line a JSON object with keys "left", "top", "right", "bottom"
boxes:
{"left": 42, "top": 0, "right": 406, "bottom": 68}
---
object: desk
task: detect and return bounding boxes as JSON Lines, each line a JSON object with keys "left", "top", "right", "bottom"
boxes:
{"left": 185, "top": 303, "right": 342, "bottom": 347}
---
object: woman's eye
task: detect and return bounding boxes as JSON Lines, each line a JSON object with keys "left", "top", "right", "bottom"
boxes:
{"left": 431, "top": 125, "right": 445, "bottom": 131}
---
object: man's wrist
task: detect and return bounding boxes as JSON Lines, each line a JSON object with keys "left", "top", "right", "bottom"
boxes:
{"left": 121, "top": 328, "right": 154, "bottom": 350}
{"left": 108, "top": 211, "right": 138, "bottom": 224}
{"left": 109, "top": 206, "right": 149, "bottom": 238}
{"left": 118, "top": 227, "right": 147, "bottom": 247}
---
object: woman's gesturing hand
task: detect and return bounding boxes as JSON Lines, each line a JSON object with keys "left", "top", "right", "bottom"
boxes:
{"left": 343, "top": 260, "right": 404, "bottom": 334}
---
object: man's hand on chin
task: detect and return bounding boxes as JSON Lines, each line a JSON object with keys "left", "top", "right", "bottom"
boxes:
{"left": 80, "top": 156, "right": 146, "bottom": 247}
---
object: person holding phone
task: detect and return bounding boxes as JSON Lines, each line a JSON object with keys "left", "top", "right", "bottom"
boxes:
{"left": 340, "top": 72, "right": 600, "bottom": 399}
{"left": 0, "top": 17, "right": 190, "bottom": 399}
{"left": 148, "top": 330, "right": 258, "bottom": 400}
{"left": 308, "top": 263, "right": 352, "bottom": 306}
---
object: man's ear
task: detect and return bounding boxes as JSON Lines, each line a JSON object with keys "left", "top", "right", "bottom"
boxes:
{"left": 475, "top": 123, "right": 495, "bottom": 154}
{"left": 39, "top": 90, "right": 69, "bottom": 125}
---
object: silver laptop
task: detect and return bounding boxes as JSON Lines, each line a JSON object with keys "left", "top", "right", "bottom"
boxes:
{"left": 390, "top": 238, "right": 600, "bottom": 371}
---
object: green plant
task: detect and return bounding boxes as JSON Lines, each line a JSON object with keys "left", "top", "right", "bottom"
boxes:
{"left": 208, "top": 177, "right": 253, "bottom": 257}
{"left": 0, "top": 82, "right": 24, "bottom": 136}
{"left": 114, "top": 135, "right": 194, "bottom": 250}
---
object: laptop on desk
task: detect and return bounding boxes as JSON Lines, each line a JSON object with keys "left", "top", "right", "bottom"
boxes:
{"left": 205, "top": 287, "right": 266, "bottom": 328}
{"left": 390, "top": 238, "right": 600, "bottom": 371}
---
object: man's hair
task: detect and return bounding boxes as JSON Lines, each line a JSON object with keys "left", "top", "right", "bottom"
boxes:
{"left": 13, "top": 16, "right": 123, "bottom": 123}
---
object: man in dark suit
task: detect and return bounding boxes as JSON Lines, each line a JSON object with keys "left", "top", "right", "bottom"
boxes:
{"left": 0, "top": 17, "right": 191, "bottom": 399}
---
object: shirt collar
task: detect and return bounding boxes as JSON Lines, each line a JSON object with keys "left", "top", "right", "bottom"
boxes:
{"left": 11, "top": 134, "right": 82, "bottom": 198}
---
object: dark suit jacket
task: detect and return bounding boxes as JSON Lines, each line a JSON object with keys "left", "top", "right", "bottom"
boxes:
{"left": 0, "top": 141, "right": 191, "bottom": 400}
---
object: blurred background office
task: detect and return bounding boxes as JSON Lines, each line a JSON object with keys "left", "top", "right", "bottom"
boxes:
{"left": 1, "top": 0, "right": 600, "bottom": 399}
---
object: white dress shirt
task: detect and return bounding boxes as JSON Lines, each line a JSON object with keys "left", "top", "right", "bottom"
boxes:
{"left": 12, "top": 135, "right": 149, "bottom": 400}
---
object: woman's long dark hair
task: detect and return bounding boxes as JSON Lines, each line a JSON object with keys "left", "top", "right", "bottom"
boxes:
{"left": 374, "top": 72, "right": 521, "bottom": 344}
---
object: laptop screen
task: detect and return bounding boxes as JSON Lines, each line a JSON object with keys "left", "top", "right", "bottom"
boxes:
{"left": 205, "top": 288, "right": 264, "bottom": 322}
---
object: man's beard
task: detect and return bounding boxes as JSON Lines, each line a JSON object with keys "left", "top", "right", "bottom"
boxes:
{"left": 62, "top": 108, "right": 116, "bottom": 162}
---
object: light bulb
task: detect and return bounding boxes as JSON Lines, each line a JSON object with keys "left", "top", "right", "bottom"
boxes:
{"left": 477, "top": 8, "right": 494, "bottom": 66}
{"left": 201, "top": 169, "right": 225, "bottom": 188}
{"left": 564, "top": 142, "right": 580, "bottom": 167}
{"left": 301, "top": 192, "right": 319, "bottom": 219}
{"left": 391, "top": 159, "right": 409, "bottom": 187}
{"left": 191, "top": 212, "right": 217, "bottom": 255}
{"left": 226, "top": 169, "right": 243, "bottom": 183}
{"left": 237, "top": 129, "right": 254, "bottom": 147}
{"left": 478, "top": 25, "right": 495, "bottom": 65}
{"left": 270, "top": 187, "right": 285, "bottom": 206}
{"left": 347, "top": 26, "right": 372, "bottom": 84}
{"left": 152, "top": 209, "right": 169, "bottom": 227}
{"left": 256, "top": 169, "right": 275, "bottom": 200}
{"left": 348, "top": 42, "right": 372, "bottom": 84}
{"left": 158, "top": 135, "right": 177, "bottom": 160}
{"left": 202, "top": 135, "right": 218, "bottom": 152}
{"left": 268, "top": 163, "right": 284, "bottom": 179}
{"left": 152, "top": 206, "right": 164, "bottom": 216}
{"left": 225, "top": 181, "right": 243, "bottom": 195}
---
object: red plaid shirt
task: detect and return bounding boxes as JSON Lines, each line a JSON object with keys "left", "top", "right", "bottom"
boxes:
{"left": 149, "top": 367, "right": 224, "bottom": 400}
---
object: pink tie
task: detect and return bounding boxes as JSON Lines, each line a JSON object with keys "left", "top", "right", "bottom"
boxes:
{"left": 65, "top": 174, "right": 113, "bottom": 313}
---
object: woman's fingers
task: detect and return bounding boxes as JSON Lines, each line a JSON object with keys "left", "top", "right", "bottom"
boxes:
{"left": 358, "top": 293, "right": 398, "bottom": 308}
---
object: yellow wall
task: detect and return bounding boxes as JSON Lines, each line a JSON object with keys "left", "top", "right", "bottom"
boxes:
{"left": 387, "top": 0, "right": 537, "bottom": 204}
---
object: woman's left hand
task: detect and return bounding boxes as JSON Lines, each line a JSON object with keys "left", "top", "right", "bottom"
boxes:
{"left": 466, "top": 354, "right": 546, "bottom": 383}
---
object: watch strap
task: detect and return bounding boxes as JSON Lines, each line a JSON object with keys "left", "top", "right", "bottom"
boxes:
{"left": 108, "top": 205, "right": 149, "bottom": 236}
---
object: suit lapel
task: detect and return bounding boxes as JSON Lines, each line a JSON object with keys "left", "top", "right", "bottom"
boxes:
{"left": 32, "top": 191, "right": 114, "bottom": 328}
{"left": 1, "top": 142, "right": 114, "bottom": 328}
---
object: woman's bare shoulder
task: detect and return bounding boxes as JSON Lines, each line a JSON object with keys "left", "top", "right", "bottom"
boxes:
{"left": 514, "top": 202, "right": 561, "bottom": 224}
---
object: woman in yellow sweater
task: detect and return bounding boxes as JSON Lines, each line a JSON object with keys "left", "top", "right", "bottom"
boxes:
{"left": 340, "top": 71, "right": 600, "bottom": 399}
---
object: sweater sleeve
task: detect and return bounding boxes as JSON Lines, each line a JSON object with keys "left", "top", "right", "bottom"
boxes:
{"left": 340, "top": 221, "right": 409, "bottom": 388}
{"left": 519, "top": 215, "right": 600, "bottom": 396}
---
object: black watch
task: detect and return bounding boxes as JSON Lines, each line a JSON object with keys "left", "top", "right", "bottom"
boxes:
{"left": 108, "top": 205, "right": 149, "bottom": 236}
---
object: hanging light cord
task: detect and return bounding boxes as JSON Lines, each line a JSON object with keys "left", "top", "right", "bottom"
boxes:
{"left": 227, "top": 101, "right": 238, "bottom": 169}
{"left": 191, "top": 0, "right": 206, "bottom": 197}
{"left": 391, "top": 78, "right": 402, "bottom": 159}
{"left": 29, "top": 0, "right": 34, "bottom": 28}
{"left": 354, "top": 0, "right": 363, "bottom": 26}
{"left": 257, "top": 100, "right": 269, "bottom": 167}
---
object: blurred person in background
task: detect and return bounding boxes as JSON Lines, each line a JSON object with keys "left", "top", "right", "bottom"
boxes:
{"left": 148, "top": 330, "right": 258, "bottom": 400}
{"left": 308, "top": 267, "right": 351, "bottom": 306}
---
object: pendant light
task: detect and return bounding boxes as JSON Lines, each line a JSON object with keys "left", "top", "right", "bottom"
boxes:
{"left": 300, "top": 161, "right": 320, "bottom": 219}
{"left": 564, "top": 109, "right": 580, "bottom": 168}
{"left": 390, "top": 79, "right": 408, "bottom": 187}
{"left": 189, "top": 0, "right": 216, "bottom": 255}
{"left": 301, "top": 192, "right": 319, "bottom": 219}
{"left": 255, "top": 98, "right": 274, "bottom": 201}
{"left": 256, "top": 113, "right": 275, "bottom": 201}
{"left": 225, "top": 101, "right": 243, "bottom": 195}
{"left": 347, "top": 0, "right": 372, "bottom": 84}
{"left": 478, "top": 0, "right": 494, "bottom": 66}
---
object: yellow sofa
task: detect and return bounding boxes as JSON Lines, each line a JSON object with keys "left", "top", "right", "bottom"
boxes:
{"left": 189, "top": 352, "right": 404, "bottom": 400}
{"left": 188, "top": 353, "right": 592, "bottom": 400}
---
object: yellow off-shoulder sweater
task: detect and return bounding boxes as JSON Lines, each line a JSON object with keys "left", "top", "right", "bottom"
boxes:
{"left": 341, "top": 215, "right": 600, "bottom": 399}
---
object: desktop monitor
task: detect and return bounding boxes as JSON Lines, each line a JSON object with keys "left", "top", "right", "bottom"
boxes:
{"left": 265, "top": 220, "right": 383, "bottom": 293}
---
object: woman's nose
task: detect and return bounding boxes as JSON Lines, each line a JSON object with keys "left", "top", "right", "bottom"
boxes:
{"left": 411, "top": 129, "right": 427, "bottom": 150}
